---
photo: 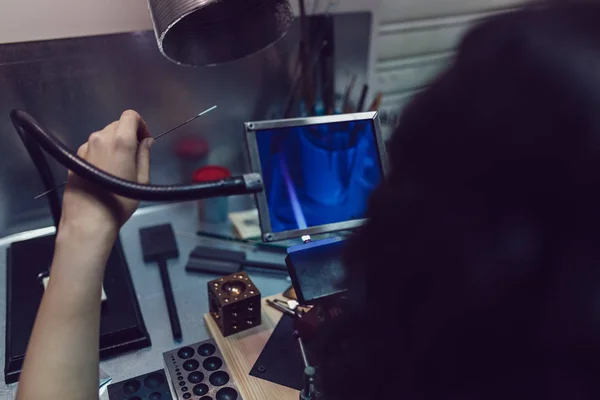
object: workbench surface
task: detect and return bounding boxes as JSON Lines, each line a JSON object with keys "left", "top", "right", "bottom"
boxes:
{"left": 0, "top": 202, "right": 291, "bottom": 399}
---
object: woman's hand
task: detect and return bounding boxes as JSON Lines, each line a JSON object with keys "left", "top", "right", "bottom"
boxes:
{"left": 59, "top": 110, "right": 154, "bottom": 238}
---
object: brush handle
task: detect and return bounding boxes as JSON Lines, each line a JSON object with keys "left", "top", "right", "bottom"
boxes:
{"left": 158, "top": 259, "right": 182, "bottom": 341}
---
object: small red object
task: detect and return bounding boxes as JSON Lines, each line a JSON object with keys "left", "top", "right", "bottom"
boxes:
{"left": 174, "top": 137, "right": 210, "bottom": 159}
{"left": 192, "top": 166, "right": 232, "bottom": 182}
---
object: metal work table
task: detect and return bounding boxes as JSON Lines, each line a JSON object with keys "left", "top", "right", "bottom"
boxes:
{"left": 0, "top": 202, "right": 291, "bottom": 399}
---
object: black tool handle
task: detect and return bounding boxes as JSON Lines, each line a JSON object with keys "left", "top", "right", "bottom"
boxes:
{"left": 357, "top": 84, "right": 369, "bottom": 113}
{"left": 158, "top": 259, "right": 182, "bottom": 341}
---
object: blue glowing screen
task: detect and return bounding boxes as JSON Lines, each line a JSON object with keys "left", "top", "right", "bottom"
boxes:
{"left": 256, "top": 119, "right": 383, "bottom": 233}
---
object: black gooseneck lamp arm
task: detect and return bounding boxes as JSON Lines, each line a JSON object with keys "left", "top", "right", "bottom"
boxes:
{"left": 10, "top": 109, "right": 263, "bottom": 210}
{"left": 12, "top": 111, "right": 64, "bottom": 227}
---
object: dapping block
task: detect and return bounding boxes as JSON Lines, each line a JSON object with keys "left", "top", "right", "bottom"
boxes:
{"left": 208, "top": 271, "right": 261, "bottom": 337}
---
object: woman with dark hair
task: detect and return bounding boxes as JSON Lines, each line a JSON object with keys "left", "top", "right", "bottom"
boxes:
{"left": 15, "top": 2, "right": 600, "bottom": 399}
{"left": 319, "top": 2, "right": 600, "bottom": 399}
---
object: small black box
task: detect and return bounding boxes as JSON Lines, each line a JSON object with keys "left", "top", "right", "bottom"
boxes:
{"left": 285, "top": 237, "right": 347, "bottom": 304}
{"left": 208, "top": 272, "right": 261, "bottom": 337}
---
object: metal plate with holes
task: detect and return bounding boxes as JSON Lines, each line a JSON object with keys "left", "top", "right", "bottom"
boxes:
{"left": 108, "top": 369, "right": 171, "bottom": 400}
{"left": 163, "top": 338, "right": 243, "bottom": 400}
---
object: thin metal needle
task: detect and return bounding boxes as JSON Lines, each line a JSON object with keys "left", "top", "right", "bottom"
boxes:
{"left": 34, "top": 105, "right": 217, "bottom": 200}
{"left": 153, "top": 105, "right": 217, "bottom": 141}
{"left": 35, "top": 185, "right": 65, "bottom": 200}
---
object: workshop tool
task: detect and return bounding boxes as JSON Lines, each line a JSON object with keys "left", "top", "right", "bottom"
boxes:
{"left": 298, "top": 0, "right": 315, "bottom": 115}
{"left": 274, "top": 298, "right": 300, "bottom": 311}
{"left": 187, "top": 247, "right": 244, "bottom": 276}
{"left": 186, "top": 245, "right": 288, "bottom": 276}
{"left": 283, "top": 41, "right": 328, "bottom": 119}
{"left": 266, "top": 298, "right": 304, "bottom": 320}
{"left": 250, "top": 237, "right": 347, "bottom": 394}
{"left": 155, "top": 105, "right": 217, "bottom": 140}
{"left": 357, "top": 84, "right": 369, "bottom": 112}
{"left": 164, "top": 338, "right": 244, "bottom": 400}
{"left": 282, "top": 12, "right": 336, "bottom": 118}
{"left": 342, "top": 74, "right": 357, "bottom": 113}
{"left": 250, "top": 314, "right": 326, "bottom": 395}
{"left": 285, "top": 237, "right": 347, "bottom": 304}
{"left": 107, "top": 370, "right": 170, "bottom": 400}
{"left": 147, "top": 0, "right": 293, "bottom": 67}
{"left": 308, "top": 15, "right": 335, "bottom": 116}
{"left": 140, "top": 224, "right": 182, "bottom": 341}
{"left": 34, "top": 106, "right": 217, "bottom": 200}
{"left": 266, "top": 299, "right": 297, "bottom": 317}
{"left": 12, "top": 109, "right": 261, "bottom": 203}
{"left": 369, "top": 92, "right": 384, "bottom": 112}
{"left": 319, "top": 17, "right": 336, "bottom": 115}
{"left": 187, "top": 246, "right": 245, "bottom": 275}
{"left": 195, "top": 230, "right": 287, "bottom": 252}
{"left": 296, "top": 333, "right": 322, "bottom": 400}
{"left": 208, "top": 271, "right": 261, "bottom": 337}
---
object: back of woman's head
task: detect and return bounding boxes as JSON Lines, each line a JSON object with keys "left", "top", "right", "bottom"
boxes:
{"left": 321, "top": 3, "right": 600, "bottom": 399}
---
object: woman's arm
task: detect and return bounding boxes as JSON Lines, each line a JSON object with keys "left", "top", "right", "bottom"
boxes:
{"left": 16, "top": 110, "right": 153, "bottom": 400}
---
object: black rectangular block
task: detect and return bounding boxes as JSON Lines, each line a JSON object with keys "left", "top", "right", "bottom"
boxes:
{"left": 5, "top": 235, "right": 151, "bottom": 384}
{"left": 139, "top": 224, "right": 179, "bottom": 263}
{"left": 285, "top": 237, "right": 347, "bottom": 304}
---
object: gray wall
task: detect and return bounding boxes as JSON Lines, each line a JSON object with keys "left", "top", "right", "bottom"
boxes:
{"left": 0, "top": 13, "right": 372, "bottom": 236}
{"left": 374, "top": 4, "right": 526, "bottom": 139}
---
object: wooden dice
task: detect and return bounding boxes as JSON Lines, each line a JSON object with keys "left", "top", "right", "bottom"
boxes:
{"left": 208, "top": 271, "right": 261, "bottom": 337}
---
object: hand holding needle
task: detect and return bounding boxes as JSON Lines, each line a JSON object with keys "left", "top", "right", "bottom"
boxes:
{"left": 34, "top": 105, "right": 217, "bottom": 199}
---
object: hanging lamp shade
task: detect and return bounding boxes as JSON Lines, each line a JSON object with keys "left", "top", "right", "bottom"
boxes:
{"left": 147, "top": 0, "right": 294, "bottom": 66}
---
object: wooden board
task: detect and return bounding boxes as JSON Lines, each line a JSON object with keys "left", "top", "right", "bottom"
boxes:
{"left": 204, "top": 295, "right": 299, "bottom": 400}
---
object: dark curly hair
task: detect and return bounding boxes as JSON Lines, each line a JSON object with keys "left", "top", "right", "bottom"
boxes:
{"left": 320, "top": 3, "right": 600, "bottom": 399}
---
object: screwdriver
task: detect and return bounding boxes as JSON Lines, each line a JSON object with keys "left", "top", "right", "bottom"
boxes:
{"left": 34, "top": 105, "right": 217, "bottom": 199}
